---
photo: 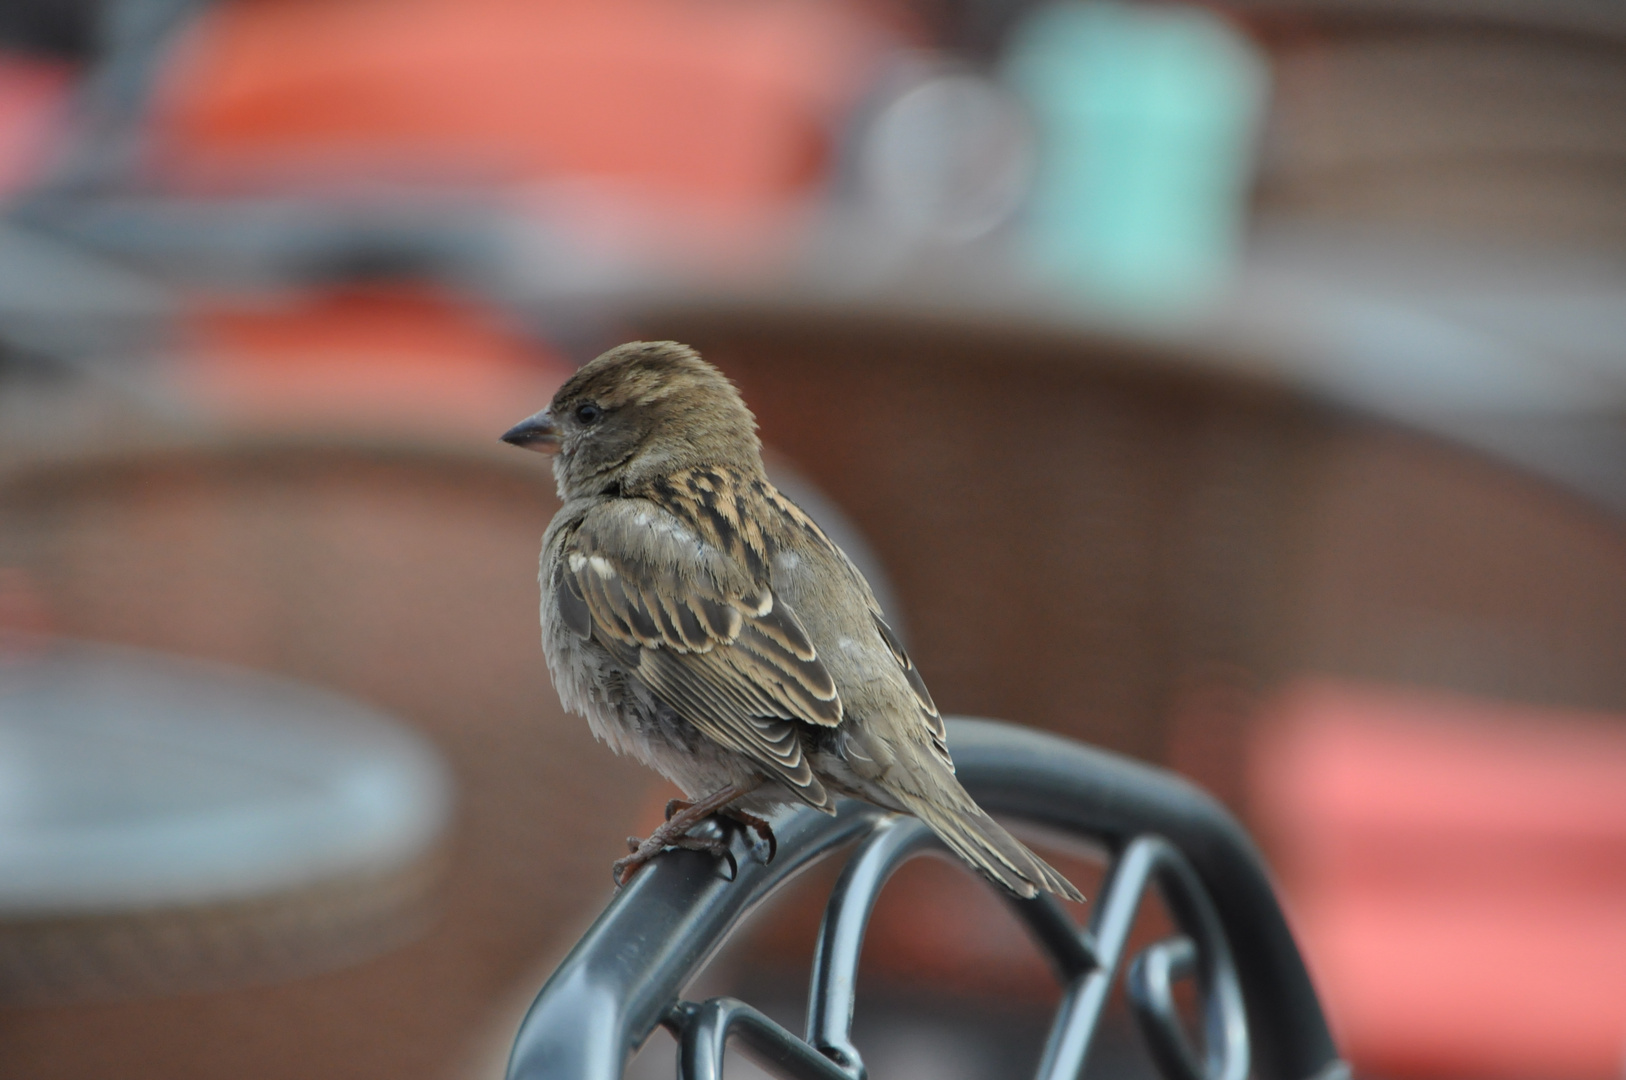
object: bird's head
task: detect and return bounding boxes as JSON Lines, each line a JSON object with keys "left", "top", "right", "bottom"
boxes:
{"left": 501, "top": 341, "right": 762, "bottom": 500}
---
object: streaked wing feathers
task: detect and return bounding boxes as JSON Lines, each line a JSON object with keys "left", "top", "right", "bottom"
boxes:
{"left": 558, "top": 506, "right": 841, "bottom": 809}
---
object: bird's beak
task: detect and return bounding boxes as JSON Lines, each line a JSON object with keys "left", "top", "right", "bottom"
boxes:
{"left": 500, "top": 409, "right": 559, "bottom": 453}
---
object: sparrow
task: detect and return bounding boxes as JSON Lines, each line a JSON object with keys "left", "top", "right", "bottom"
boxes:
{"left": 502, "top": 341, "right": 1082, "bottom": 901}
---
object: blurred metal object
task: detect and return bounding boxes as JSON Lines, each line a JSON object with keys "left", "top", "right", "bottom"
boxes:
{"left": 0, "top": 636, "right": 452, "bottom": 1001}
{"left": 0, "top": 219, "right": 173, "bottom": 358}
{"left": 0, "top": 0, "right": 193, "bottom": 384}
{"left": 506, "top": 718, "right": 1345, "bottom": 1080}
{"left": 17, "top": 195, "right": 518, "bottom": 293}
{"left": 1232, "top": 222, "right": 1626, "bottom": 514}
{"left": 20, "top": 0, "right": 209, "bottom": 199}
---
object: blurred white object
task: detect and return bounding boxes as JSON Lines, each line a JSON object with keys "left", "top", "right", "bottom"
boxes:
{"left": 849, "top": 60, "right": 1035, "bottom": 248}
{"left": 0, "top": 638, "right": 452, "bottom": 999}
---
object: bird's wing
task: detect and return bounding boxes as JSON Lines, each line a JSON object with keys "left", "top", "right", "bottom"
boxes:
{"left": 746, "top": 477, "right": 954, "bottom": 772}
{"left": 553, "top": 500, "right": 841, "bottom": 809}
{"left": 869, "top": 610, "right": 952, "bottom": 769}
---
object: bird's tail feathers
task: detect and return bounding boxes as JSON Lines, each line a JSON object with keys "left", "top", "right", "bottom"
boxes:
{"left": 900, "top": 794, "right": 1085, "bottom": 902}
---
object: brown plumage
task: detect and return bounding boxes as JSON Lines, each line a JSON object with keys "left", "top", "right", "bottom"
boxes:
{"left": 502, "top": 340, "right": 1082, "bottom": 901}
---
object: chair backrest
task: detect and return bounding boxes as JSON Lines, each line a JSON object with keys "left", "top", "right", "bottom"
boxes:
{"left": 506, "top": 718, "right": 1349, "bottom": 1080}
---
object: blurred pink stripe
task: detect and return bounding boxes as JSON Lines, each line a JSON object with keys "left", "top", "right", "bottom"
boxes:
{"left": 1253, "top": 679, "right": 1626, "bottom": 1080}
{"left": 0, "top": 53, "right": 72, "bottom": 197}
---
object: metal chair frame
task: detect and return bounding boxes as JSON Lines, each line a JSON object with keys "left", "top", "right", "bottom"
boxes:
{"left": 506, "top": 718, "right": 1349, "bottom": 1080}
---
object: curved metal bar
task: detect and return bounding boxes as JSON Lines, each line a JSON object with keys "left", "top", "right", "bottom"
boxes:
{"left": 944, "top": 720, "right": 1342, "bottom": 1080}
{"left": 677, "top": 998, "right": 851, "bottom": 1080}
{"left": 505, "top": 806, "right": 885, "bottom": 1080}
{"left": 1034, "top": 835, "right": 1162, "bottom": 1080}
{"left": 505, "top": 718, "right": 1347, "bottom": 1080}
{"left": 804, "top": 815, "right": 939, "bottom": 1078}
{"left": 1033, "top": 841, "right": 1248, "bottom": 1080}
{"left": 1005, "top": 892, "right": 1098, "bottom": 983}
{"left": 1018, "top": 834, "right": 1251, "bottom": 1080}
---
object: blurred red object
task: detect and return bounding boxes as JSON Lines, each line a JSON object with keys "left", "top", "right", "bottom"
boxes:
{"left": 0, "top": 52, "right": 72, "bottom": 196}
{"left": 1252, "top": 679, "right": 1626, "bottom": 1080}
{"left": 178, "top": 286, "right": 571, "bottom": 438}
{"left": 153, "top": 0, "right": 883, "bottom": 211}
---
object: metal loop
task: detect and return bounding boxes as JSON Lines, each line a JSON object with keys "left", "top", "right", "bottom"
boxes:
{"left": 1129, "top": 855, "right": 1250, "bottom": 1080}
{"left": 1034, "top": 836, "right": 1250, "bottom": 1080}
{"left": 1128, "top": 937, "right": 1208, "bottom": 1080}
{"left": 804, "top": 815, "right": 939, "bottom": 1079}
{"left": 675, "top": 998, "right": 851, "bottom": 1080}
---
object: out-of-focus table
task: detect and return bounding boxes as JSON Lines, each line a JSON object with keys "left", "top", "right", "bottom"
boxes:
{"left": 0, "top": 636, "right": 452, "bottom": 1002}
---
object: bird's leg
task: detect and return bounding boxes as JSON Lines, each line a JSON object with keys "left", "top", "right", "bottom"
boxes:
{"left": 613, "top": 779, "right": 763, "bottom": 886}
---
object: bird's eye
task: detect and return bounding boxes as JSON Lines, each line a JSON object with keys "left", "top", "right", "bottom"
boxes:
{"left": 575, "top": 403, "right": 603, "bottom": 425}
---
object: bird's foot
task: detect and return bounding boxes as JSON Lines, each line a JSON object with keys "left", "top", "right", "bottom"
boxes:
{"left": 614, "top": 806, "right": 772, "bottom": 883}
{"left": 612, "top": 780, "right": 762, "bottom": 887}
{"left": 674, "top": 794, "right": 774, "bottom": 862}
{"left": 614, "top": 825, "right": 735, "bottom": 886}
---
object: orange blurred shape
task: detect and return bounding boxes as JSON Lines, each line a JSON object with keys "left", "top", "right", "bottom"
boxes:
{"left": 153, "top": 0, "right": 882, "bottom": 210}
{"left": 179, "top": 286, "right": 571, "bottom": 437}
{"left": 1252, "top": 679, "right": 1626, "bottom": 1080}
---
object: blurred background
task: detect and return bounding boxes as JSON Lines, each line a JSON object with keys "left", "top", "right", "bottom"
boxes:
{"left": 1, "top": 0, "right": 1624, "bottom": 1077}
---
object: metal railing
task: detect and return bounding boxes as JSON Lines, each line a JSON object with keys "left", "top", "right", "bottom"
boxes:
{"left": 506, "top": 718, "right": 1349, "bottom": 1080}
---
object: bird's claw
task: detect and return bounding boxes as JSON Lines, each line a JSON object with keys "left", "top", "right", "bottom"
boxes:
{"left": 610, "top": 854, "right": 639, "bottom": 887}
{"left": 669, "top": 832, "right": 737, "bottom": 880}
{"left": 721, "top": 808, "right": 776, "bottom": 865}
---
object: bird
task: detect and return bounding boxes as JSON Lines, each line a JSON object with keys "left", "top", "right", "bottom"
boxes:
{"left": 501, "top": 340, "right": 1083, "bottom": 901}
